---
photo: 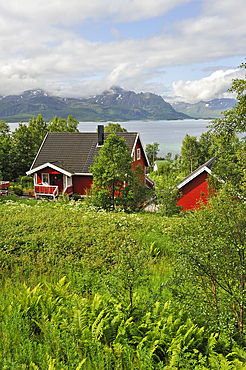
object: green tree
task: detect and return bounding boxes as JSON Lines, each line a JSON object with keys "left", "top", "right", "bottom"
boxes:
{"left": 130, "top": 164, "right": 152, "bottom": 210}
{"left": 91, "top": 134, "right": 148, "bottom": 210}
{"left": 170, "top": 186, "right": 246, "bottom": 343}
{"left": 206, "top": 61, "right": 246, "bottom": 190}
{"left": 181, "top": 134, "right": 201, "bottom": 175}
{"left": 8, "top": 114, "right": 79, "bottom": 180}
{"left": 0, "top": 120, "right": 10, "bottom": 136}
{"left": 104, "top": 122, "right": 127, "bottom": 132}
{"left": 10, "top": 123, "right": 37, "bottom": 179}
{"left": 0, "top": 121, "right": 12, "bottom": 180}
{"left": 155, "top": 181, "right": 182, "bottom": 216}
{"left": 28, "top": 114, "right": 48, "bottom": 150}
{"left": 48, "top": 115, "right": 79, "bottom": 132}
{"left": 105, "top": 239, "right": 150, "bottom": 311}
{"left": 210, "top": 60, "right": 246, "bottom": 137}
{"left": 149, "top": 154, "right": 183, "bottom": 215}
{"left": 145, "top": 142, "right": 159, "bottom": 170}
{"left": 198, "top": 131, "right": 215, "bottom": 164}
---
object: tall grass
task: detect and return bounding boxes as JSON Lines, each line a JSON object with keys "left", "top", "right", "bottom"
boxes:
{"left": 1, "top": 199, "right": 246, "bottom": 369}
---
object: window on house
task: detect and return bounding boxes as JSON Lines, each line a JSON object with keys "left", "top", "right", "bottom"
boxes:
{"left": 42, "top": 173, "right": 49, "bottom": 184}
{"left": 137, "top": 148, "right": 141, "bottom": 160}
{"left": 132, "top": 150, "right": 135, "bottom": 161}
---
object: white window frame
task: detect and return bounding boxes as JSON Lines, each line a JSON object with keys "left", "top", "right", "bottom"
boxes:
{"left": 137, "top": 148, "right": 141, "bottom": 160}
{"left": 132, "top": 150, "right": 135, "bottom": 161}
{"left": 42, "top": 173, "right": 49, "bottom": 185}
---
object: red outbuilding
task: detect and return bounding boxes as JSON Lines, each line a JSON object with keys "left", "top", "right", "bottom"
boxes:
{"left": 27, "top": 126, "right": 154, "bottom": 199}
{"left": 0, "top": 181, "right": 10, "bottom": 197}
{"left": 177, "top": 157, "right": 218, "bottom": 211}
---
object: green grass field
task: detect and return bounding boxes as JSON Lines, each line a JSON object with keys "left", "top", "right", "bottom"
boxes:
{"left": 0, "top": 197, "right": 245, "bottom": 369}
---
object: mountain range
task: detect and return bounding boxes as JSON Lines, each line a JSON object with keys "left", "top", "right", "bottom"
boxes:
{"left": 0, "top": 87, "right": 189, "bottom": 122}
{"left": 0, "top": 87, "right": 237, "bottom": 122}
{"left": 170, "top": 98, "right": 237, "bottom": 119}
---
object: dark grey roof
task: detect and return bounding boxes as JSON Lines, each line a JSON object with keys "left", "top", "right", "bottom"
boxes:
{"left": 30, "top": 132, "right": 138, "bottom": 174}
{"left": 177, "top": 156, "right": 219, "bottom": 189}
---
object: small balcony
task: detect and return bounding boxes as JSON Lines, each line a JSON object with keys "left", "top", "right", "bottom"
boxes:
{"left": 34, "top": 185, "right": 59, "bottom": 198}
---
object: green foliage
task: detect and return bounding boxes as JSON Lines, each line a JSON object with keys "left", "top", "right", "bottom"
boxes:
{"left": 28, "top": 114, "right": 48, "bottom": 150}
{"left": 105, "top": 238, "right": 151, "bottom": 310}
{"left": 0, "top": 120, "right": 10, "bottom": 135}
{"left": 91, "top": 134, "right": 150, "bottom": 210}
{"left": 48, "top": 115, "right": 79, "bottom": 132}
{"left": 104, "top": 122, "right": 127, "bottom": 132}
{"left": 145, "top": 143, "right": 160, "bottom": 169}
{"left": 155, "top": 185, "right": 182, "bottom": 217}
{"left": 0, "top": 121, "right": 12, "bottom": 180}
{"left": 16, "top": 175, "right": 34, "bottom": 190}
{"left": 10, "top": 123, "right": 37, "bottom": 179}
{"left": 210, "top": 60, "right": 246, "bottom": 137}
{"left": 180, "top": 129, "right": 241, "bottom": 178}
{"left": 131, "top": 164, "right": 153, "bottom": 210}
{"left": 0, "top": 115, "right": 79, "bottom": 181}
{"left": 170, "top": 186, "right": 246, "bottom": 343}
{"left": 150, "top": 155, "right": 183, "bottom": 216}
{"left": 181, "top": 134, "right": 201, "bottom": 175}
{"left": 12, "top": 185, "right": 23, "bottom": 196}
{"left": 1, "top": 199, "right": 246, "bottom": 368}
{"left": 178, "top": 60, "right": 246, "bottom": 187}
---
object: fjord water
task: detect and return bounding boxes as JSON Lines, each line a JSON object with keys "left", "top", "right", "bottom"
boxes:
{"left": 79, "top": 119, "right": 211, "bottom": 157}
{"left": 8, "top": 119, "right": 211, "bottom": 158}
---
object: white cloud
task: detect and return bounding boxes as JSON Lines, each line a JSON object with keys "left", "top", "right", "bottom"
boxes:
{"left": 0, "top": 0, "right": 245, "bottom": 99}
{"left": 0, "top": 0, "right": 191, "bottom": 25}
{"left": 171, "top": 69, "right": 246, "bottom": 103}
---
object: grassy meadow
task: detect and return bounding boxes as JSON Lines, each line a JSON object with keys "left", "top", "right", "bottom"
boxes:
{"left": 0, "top": 196, "right": 246, "bottom": 369}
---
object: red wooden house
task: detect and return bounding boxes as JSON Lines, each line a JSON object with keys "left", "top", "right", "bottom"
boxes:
{"left": 27, "top": 126, "right": 154, "bottom": 199}
{"left": 177, "top": 157, "right": 218, "bottom": 211}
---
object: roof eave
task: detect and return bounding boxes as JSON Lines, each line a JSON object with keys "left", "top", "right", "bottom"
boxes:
{"left": 26, "top": 162, "right": 73, "bottom": 177}
{"left": 29, "top": 132, "right": 49, "bottom": 171}
{"left": 177, "top": 166, "right": 211, "bottom": 189}
{"left": 74, "top": 172, "right": 93, "bottom": 176}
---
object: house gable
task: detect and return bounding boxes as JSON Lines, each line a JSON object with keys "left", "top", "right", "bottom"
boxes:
{"left": 177, "top": 157, "right": 219, "bottom": 211}
{"left": 131, "top": 136, "right": 149, "bottom": 171}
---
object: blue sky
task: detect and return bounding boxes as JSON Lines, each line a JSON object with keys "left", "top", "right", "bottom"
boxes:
{"left": 75, "top": 1, "right": 203, "bottom": 42}
{"left": 0, "top": 0, "right": 245, "bottom": 102}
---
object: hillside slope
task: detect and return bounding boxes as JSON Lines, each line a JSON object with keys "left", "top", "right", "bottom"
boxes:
{"left": 170, "top": 98, "right": 236, "bottom": 119}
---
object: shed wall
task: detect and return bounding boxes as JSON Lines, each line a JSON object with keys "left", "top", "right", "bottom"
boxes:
{"left": 73, "top": 175, "right": 93, "bottom": 195}
{"left": 177, "top": 172, "right": 209, "bottom": 211}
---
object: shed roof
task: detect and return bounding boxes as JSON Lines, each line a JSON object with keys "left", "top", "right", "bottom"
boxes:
{"left": 29, "top": 132, "right": 141, "bottom": 174}
{"left": 177, "top": 156, "right": 219, "bottom": 189}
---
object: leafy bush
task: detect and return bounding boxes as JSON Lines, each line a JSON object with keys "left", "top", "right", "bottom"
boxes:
{"left": 169, "top": 186, "right": 246, "bottom": 344}
{"left": 13, "top": 185, "right": 23, "bottom": 196}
